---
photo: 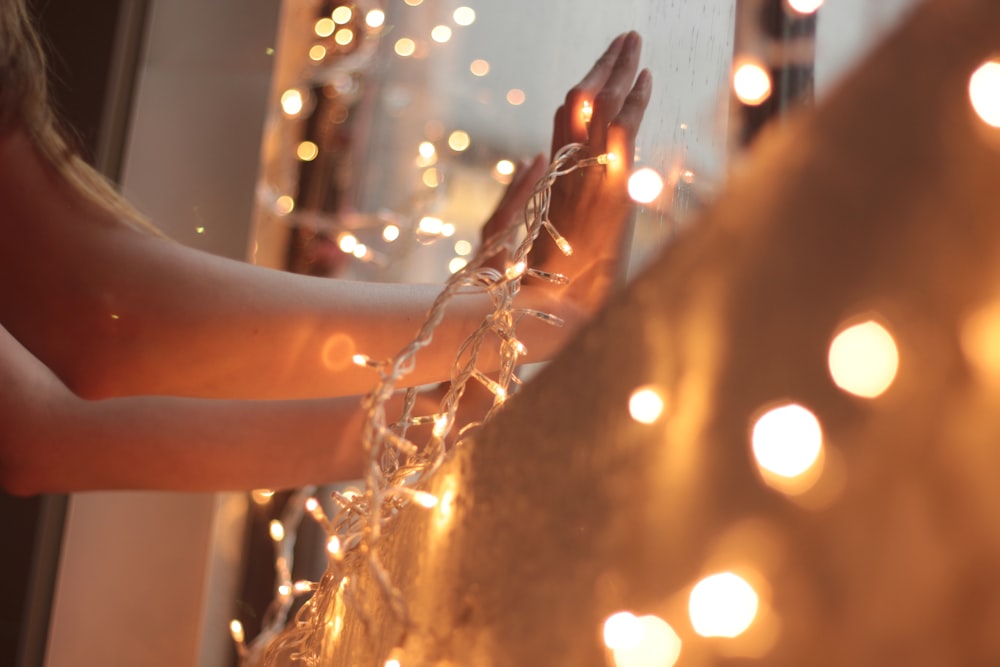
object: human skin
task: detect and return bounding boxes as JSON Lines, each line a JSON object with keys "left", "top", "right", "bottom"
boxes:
{"left": 0, "top": 32, "right": 651, "bottom": 495}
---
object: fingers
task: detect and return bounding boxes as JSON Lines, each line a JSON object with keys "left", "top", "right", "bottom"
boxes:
{"left": 607, "top": 69, "right": 653, "bottom": 172}
{"left": 482, "top": 154, "right": 547, "bottom": 243}
{"left": 562, "top": 33, "right": 627, "bottom": 144}
{"left": 589, "top": 32, "right": 643, "bottom": 150}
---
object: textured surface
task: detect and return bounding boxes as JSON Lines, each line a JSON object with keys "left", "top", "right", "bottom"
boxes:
{"left": 298, "top": 1, "right": 1000, "bottom": 664}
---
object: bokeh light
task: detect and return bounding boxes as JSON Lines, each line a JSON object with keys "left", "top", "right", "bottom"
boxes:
{"left": 495, "top": 159, "right": 515, "bottom": 176}
{"left": 334, "top": 29, "right": 354, "bottom": 46}
{"left": 280, "top": 88, "right": 304, "bottom": 116}
{"left": 422, "top": 168, "right": 441, "bottom": 188}
{"left": 629, "top": 386, "right": 665, "bottom": 424}
{"left": 296, "top": 140, "right": 319, "bottom": 161}
{"left": 331, "top": 6, "right": 352, "bottom": 24}
{"left": 309, "top": 45, "right": 327, "bottom": 61}
{"left": 337, "top": 233, "right": 358, "bottom": 254}
{"left": 828, "top": 319, "right": 899, "bottom": 398}
{"left": 448, "top": 130, "right": 471, "bottom": 151}
{"left": 612, "top": 615, "right": 682, "bottom": 667}
{"left": 314, "top": 17, "right": 335, "bottom": 37}
{"left": 506, "top": 89, "right": 526, "bottom": 106}
{"left": 448, "top": 257, "right": 468, "bottom": 274}
{"left": 454, "top": 240, "right": 473, "bottom": 256}
{"left": 382, "top": 224, "right": 400, "bottom": 242}
{"left": 751, "top": 404, "right": 822, "bottom": 480}
{"left": 453, "top": 6, "right": 476, "bottom": 26}
{"left": 628, "top": 168, "right": 665, "bottom": 204}
{"left": 394, "top": 38, "right": 416, "bottom": 57}
{"left": 733, "top": 62, "right": 772, "bottom": 105}
{"left": 365, "top": 9, "right": 385, "bottom": 28}
{"left": 604, "top": 611, "right": 644, "bottom": 650}
{"left": 431, "top": 25, "right": 453, "bottom": 43}
{"left": 470, "top": 59, "right": 490, "bottom": 77}
{"left": 688, "top": 572, "right": 759, "bottom": 638}
{"left": 970, "top": 60, "right": 1000, "bottom": 128}
{"left": 961, "top": 300, "right": 1000, "bottom": 377}
{"left": 275, "top": 195, "right": 295, "bottom": 215}
{"left": 786, "top": 0, "right": 824, "bottom": 14}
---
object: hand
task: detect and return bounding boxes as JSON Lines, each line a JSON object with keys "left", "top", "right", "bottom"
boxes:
{"left": 480, "top": 154, "right": 548, "bottom": 272}
{"left": 531, "top": 32, "right": 652, "bottom": 313}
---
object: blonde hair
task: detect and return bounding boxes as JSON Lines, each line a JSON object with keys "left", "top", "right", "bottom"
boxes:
{"left": 0, "top": 0, "right": 164, "bottom": 236}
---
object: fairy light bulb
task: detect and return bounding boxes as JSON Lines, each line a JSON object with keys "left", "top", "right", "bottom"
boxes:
{"left": 413, "top": 491, "right": 439, "bottom": 508}
{"left": 294, "top": 580, "right": 313, "bottom": 594}
{"left": 305, "top": 497, "right": 319, "bottom": 513}
{"left": 470, "top": 59, "right": 490, "bottom": 76}
{"left": 828, "top": 320, "right": 899, "bottom": 398}
{"left": 581, "top": 100, "right": 593, "bottom": 124}
{"left": 432, "top": 414, "right": 449, "bottom": 438}
{"left": 251, "top": 488, "right": 275, "bottom": 505}
{"left": 385, "top": 649, "right": 403, "bottom": 667}
{"left": 394, "top": 38, "right": 416, "bottom": 57}
{"left": 269, "top": 520, "right": 285, "bottom": 542}
{"left": 505, "top": 260, "right": 527, "bottom": 280}
{"left": 786, "top": 0, "right": 823, "bottom": 14}
{"left": 970, "top": 60, "right": 1000, "bottom": 128}
{"left": 543, "top": 220, "right": 574, "bottom": 255}
{"left": 431, "top": 25, "right": 452, "bottom": 43}
{"left": 331, "top": 6, "right": 352, "bottom": 24}
{"left": 314, "top": 17, "right": 335, "bottom": 37}
{"left": 280, "top": 89, "right": 304, "bottom": 116}
{"left": 418, "top": 216, "right": 444, "bottom": 235}
{"left": 278, "top": 583, "right": 291, "bottom": 597}
{"left": 453, "top": 6, "right": 476, "bottom": 26}
{"left": 353, "top": 353, "right": 371, "bottom": 367}
{"left": 628, "top": 168, "right": 665, "bottom": 204}
{"left": 448, "top": 130, "right": 471, "bottom": 151}
{"left": 603, "top": 611, "right": 644, "bottom": 650}
{"left": 382, "top": 224, "right": 400, "bottom": 242}
{"left": 327, "top": 535, "right": 343, "bottom": 556}
{"left": 688, "top": 572, "right": 759, "bottom": 638}
{"left": 612, "top": 615, "right": 682, "bottom": 667}
{"left": 629, "top": 386, "right": 665, "bottom": 424}
{"left": 751, "top": 404, "right": 823, "bottom": 479}
{"left": 365, "top": 9, "right": 385, "bottom": 28}
{"left": 733, "top": 61, "right": 772, "bottom": 105}
{"left": 338, "top": 232, "right": 358, "bottom": 254}
{"left": 230, "top": 619, "right": 245, "bottom": 644}
{"left": 296, "top": 140, "right": 319, "bottom": 161}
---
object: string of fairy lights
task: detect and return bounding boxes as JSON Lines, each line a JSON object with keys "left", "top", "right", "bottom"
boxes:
{"left": 231, "top": 0, "right": 1000, "bottom": 665}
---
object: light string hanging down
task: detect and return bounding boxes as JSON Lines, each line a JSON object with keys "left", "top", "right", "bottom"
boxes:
{"left": 234, "top": 143, "right": 614, "bottom": 666}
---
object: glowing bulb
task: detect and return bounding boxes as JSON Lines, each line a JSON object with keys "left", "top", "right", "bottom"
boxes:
{"left": 449, "top": 257, "right": 468, "bottom": 274}
{"left": 786, "top": 0, "right": 823, "bottom": 14}
{"left": 470, "top": 59, "right": 490, "bottom": 76}
{"left": 251, "top": 488, "right": 275, "bottom": 505}
{"left": 505, "top": 261, "right": 527, "bottom": 280}
{"left": 275, "top": 195, "right": 295, "bottom": 215}
{"left": 689, "top": 572, "right": 759, "bottom": 638}
{"left": 962, "top": 301, "right": 1000, "bottom": 377}
{"left": 422, "top": 168, "right": 441, "bottom": 188}
{"left": 581, "top": 100, "right": 593, "bottom": 123}
{"left": 394, "top": 38, "right": 416, "bottom": 57}
{"left": 280, "top": 88, "right": 304, "bottom": 116}
{"left": 629, "top": 386, "right": 665, "bottom": 424}
{"left": 628, "top": 168, "right": 665, "bottom": 204}
{"left": 418, "top": 217, "right": 444, "bottom": 235}
{"left": 433, "top": 414, "right": 449, "bottom": 438}
{"left": 453, "top": 6, "right": 476, "bottom": 25}
{"left": 327, "top": 536, "right": 342, "bottom": 556}
{"left": 418, "top": 141, "right": 436, "bottom": 159}
{"left": 334, "top": 28, "right": 354, "bottom": 46}
{"left": 309, "top": 44, "right": 327, "bottom": 61}
{"left": 431, "top": 25, "right": 452, "bottom": 43}
{"left": 413, "top": 491, "right": 439, "bottom": 508}
{"left": 314, "top": 17, "right": 335, "bottom": 37}
{"left": 603, "top": 611, "right": 643, "bottom": 650}
{"left": 305, "top": 497, "right": 319, "bottom": 512}
{"left": 506, "top": 89, "right": 526, "bottom": 106}
{"left": 294, "top": 580, "right": 313, "bottom": 593}
{"left": 828, "top": 320, "right": 899, "bottom": 398}
{"left": 382, "top": 224, "right": 400, "bottom": 242}
{"left": 454, "top": 240, "right": 472, "bottom": 256}
{"left": 338, "top": 233, "right": 358, "bottom": 253}
{"left": 296, "top": 140, "right": 319, "bottom": 161}
{"left": 230, "top": 619, "right": 245, "bottom": 644}
{"left": 733, "top": 62, "right": 772, "bottom": 105}
{"left": 278, "top": 583, "right": 291, "bottom": 597}
{"left": 970, "top": 61, "right": 1000, "bottom": 128}
{"left": 332, "top": 6, "right": 353, "bottom": 24}
{"left": 441, "top": 222, "right": 455, "bottom": 237}
{"left": 752, "top": 404, "right": 822, "bottom": 479}
{"left": 448, "top": 130, "right": 471, "bottom": 151}
{"left": 496, "top": 159, "right": 515, "bottom": 176}
{"left": 403, "top": 0, "right": 422, "bottom": 5}
{"left": 352, "top": 243, "right": 368, "bottom": 259}
{"left": 543, "top": 220, "right": 573, "bottom": 255}
{"left": 612, "top": 615, "right": 682, "bottom": 667}
{"left": 365, "top": 9, "right": 385, "bottom": 28}
{"left": 353, "top": 353, "right": 371, "bottom": 367}
{"left": 269, "top": 520, "right": 285, "bottom": 542}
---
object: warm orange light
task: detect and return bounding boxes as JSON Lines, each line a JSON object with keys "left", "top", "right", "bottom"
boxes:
{"left": 733, "top": 62, "right": 772, "bottom": 105}
{"left": 309, "top": 44, "right": 327, "bottom": 61}
{"left": 506, "top": 89, "right": 526, "bottom": 106}
{"left": 269, "top": 520, "right": 285, "bottom": 542}
{"left": 470, "top": 59, "right": 490, "bottom": 77}
{"left": 418, "top": 141, "right": 436, "bottom": 159}
{"left": 403, "top": 0, "right": 422, "bottom": 5}
{"left": 751, "top": 404, "right": 823, "bottom": 480}
{"left": 961, "top": 300, "right": 1000, "bottom": 378}
{"left": 448, "top": 257, "right": 468, "bottom": 274}
{"left": 628, "top": 168, "right": 665, "bottom": 204}
{"left": 448, "top": 130, "right": 471, "bottom": 151}
{"left": 422, "top": 168, "right": 441, "bottom": 188}
{"left": 280, "top": 88, "right": 305, "bottom": 116}
{"left": 337, "top": 232, "right": 358, "bottom": 253}
{"left": 251, "top": 489, "right": 275, "bottom": 505}
{"left": 275, "top": 195, "right": 295, "bottom": 215}
{"left": 394, "top": 38, "right": 416, "bottom": 57}
{"left": 453, "top": 6, "right": 476, "bottom": 26}
{"left": 314, "top": 17, "right": 335, "bottom": 37}
{"left": 828, "top": 320, "right": 899, "bottom": 398}
{"left": 322, "top": 333, "right": 356, "bottom": 372}
{"left": 603, "top": 611, "right": 644, "bottom": 650}
{"left": 229, "top": 620, "right": 245, "bottom": 644}
{"left": 454, "top": 240, "right": 472, "bottom": 256}
{"left": 365, "top": 9, "right": 386, "bottom": 28}
{"left": 331, "top": 6, "right": 352, "bottom": 24}
{"left": 334, "top": 28, "right": 354, "bottom": 46}
{"left": 629, "top": 386, "right": 665, "bottom": 424}
{"left": 689, "top": 572, "right": 759, "bottom": 638}
{"left": 431, "top": 25, "right": 452, "bottom": 43}
{"left": 495, "top": 159, "right": 515, "bottom": 176}
{"left": 970, "top": 60, "right": 1000, "bottom": 128}
{"left": 786, "top": 0, "right": 823, "bottom": 14}
{"left": 418, "top": 216, "right": 444, "bottom": 235}
{"left": 581, "top": 100, "right": 593, "bottom": 124}
{"left": 382, "top": 224, "right": 401, "bottom": 242}
{"left": 352, "top": 243, "right": 368, "bottom": 259}
{"left": 611, "top": 615, "right": 682, "bottom": 667}
{"left": 296, "top": 140, "right": 319, "bottom": 161}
